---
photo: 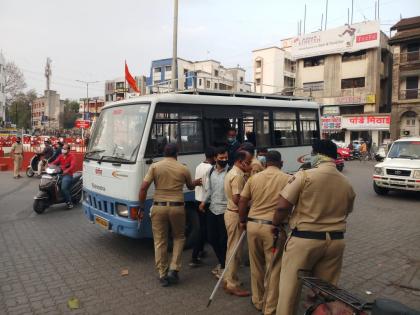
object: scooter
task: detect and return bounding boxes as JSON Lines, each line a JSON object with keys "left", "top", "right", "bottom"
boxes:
{"left": 26, "top": 153, "right": 42, "bottom": 177}
{"left": 33, "top": 165, "right": 83, "bottom": 214}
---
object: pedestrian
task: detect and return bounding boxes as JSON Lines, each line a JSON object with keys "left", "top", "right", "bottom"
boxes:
{"left": 49, "top": 141, "right": 63, "bottom": 163}
{"left": 241, "top": 142, "right": 264, "bottom": 177}
{"left": 138, "top": 144, "right": 202, "bottom": 287}
{"left": 11, "top": 136, "right": 23, "bottom": 179}
{"left": 37, "top": 140, "right": 54, "bottom": 176}
{"left": 273, "top": 139, "right": 356, "bottom": 315}
{"left": 50, "top": 144, "right": 76, "bottom": 209}
{"left": 190, "top": 147, "right": 215, "bottom": 267}
{"left": 226, "top": 127, "right": 241, "bottom": 167}
{"left": 256, "top": 148, "right": 268, "bottom": 168}
{"left": 360, "top": 141, "right": 368, "bottom": 161}
{"left": 223, "top": 150, "right": 252, "bottom": 297}
{"left": 238, "top": 150, "right": 290, "bottom": 315}
{"left": 199, "top": 146, "right": 230, "bottom": 278}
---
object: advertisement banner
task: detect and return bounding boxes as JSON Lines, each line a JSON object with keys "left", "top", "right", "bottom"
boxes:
{"left": 288, "top": 21, "right": 380, "bottom": 60}
{"left": 321, "top": 116, "right": 342, "bottom": 130}
{"left": 341, "top": 115, "right": 390, "bottom": 130}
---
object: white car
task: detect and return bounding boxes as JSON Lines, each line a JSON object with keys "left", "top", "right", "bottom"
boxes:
{"left": 373, "top": 137, "right": 420, "bottom": 195}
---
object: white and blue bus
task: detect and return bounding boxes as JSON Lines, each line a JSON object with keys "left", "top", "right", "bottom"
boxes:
{"left": 83, "top": 92, "right": 320, "bottom": 244}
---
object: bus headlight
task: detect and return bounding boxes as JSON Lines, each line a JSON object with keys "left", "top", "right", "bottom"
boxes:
{"left": 374, "top": 167, "right": 384, "bottom": 176}
{"left": 116, "top": 203, "right": 128, "bottom": 217}
{"left": 413, "top": 170, "right": 420, "bottom": 179}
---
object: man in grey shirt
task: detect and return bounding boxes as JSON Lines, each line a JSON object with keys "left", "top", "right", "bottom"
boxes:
{"left": 199, "top": 146, "right": 230, "bottom": 278}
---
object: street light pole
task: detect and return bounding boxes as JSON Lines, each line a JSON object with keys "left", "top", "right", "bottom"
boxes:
{"left": 76, "top": 80, "right": 99, "bottom": 139}
{"left": 171, "top": 0, "right": 178, "bottom": 92}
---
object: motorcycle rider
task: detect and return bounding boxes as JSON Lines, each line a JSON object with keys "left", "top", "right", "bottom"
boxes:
{"left": 49, "top": 141, "right": 63, "bottom": 163}
{"left": 50, "top": 144, "right": 76, "bottom": 209}
{"left": 37, "top": 140, "right": 54, "bottom": 176}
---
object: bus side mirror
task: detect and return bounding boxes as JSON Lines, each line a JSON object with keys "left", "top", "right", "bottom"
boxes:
{"left": 145, "top": 158, "right": 154, "bottom": 165}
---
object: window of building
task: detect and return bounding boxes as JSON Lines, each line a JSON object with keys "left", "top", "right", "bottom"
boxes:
{"left": 256, "top": 78, "right": 261, "bottom": 85}
{"left": 341, "top": 77, "right": 365, "bottom": 89}
{"left": 342, "top": 50, "right": 366, "bottom": 62}
{"left": 299, "top": 111, "right": 318, "bottom": 145}
{"left": 273, "top": 111, "right": 298, "bottom": 146}
{"left": 206, "top": 80, "right": 211, "bottom": 88}
{"left": 214, "top": 70, "right": 219, "bottom": 77}
{"left": 240, "top": 77, "right": 244, "bottom": 83}
{"left": 198, "top": 78, "right": 202, "bottom": 86}
{"left": 303, "top": 81, "right": 324, "bottom": 92}
{"left": 255, "top": 59, "right": 262, "bottom": 68}
{"left": 154, "top": 67, "right": 162, "bottom": 73}
{"left": 214, "top": 83, "right": 218, "bottom": 89}
{"left": 165, "top": 65, "right": 172, "bottom": 72}
{"left": 304, "top": 56, "right": 324, "bottom": 67}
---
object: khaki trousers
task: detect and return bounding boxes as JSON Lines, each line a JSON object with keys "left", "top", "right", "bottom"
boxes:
{"left": 247, "top": 222, "right": 285, "bottom": 315}
{"left": 13, "top": 154, "right": 23, "bottom": 177}
{"left": 276, "top": 235, "right": 345, "bottom": 315}
{"left": 223, "top": 210, "right": 243, "bottom": 289}
{"left": 151, "top": 205, "right": 185, "bottom": 278}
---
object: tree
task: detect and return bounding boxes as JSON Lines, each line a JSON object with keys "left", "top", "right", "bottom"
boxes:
{"left": 62, "top": 99, "right": 81, "bottom": 129}
{"left": 4, "top": 62, "right": 27, "bottom": 108}
{"left": 9, "top": 89, "right": 37, "bottom": 130}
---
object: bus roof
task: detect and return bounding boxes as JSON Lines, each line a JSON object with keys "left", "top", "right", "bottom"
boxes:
{"left": 103, "top": 93, "right": 319, "bottom": 110}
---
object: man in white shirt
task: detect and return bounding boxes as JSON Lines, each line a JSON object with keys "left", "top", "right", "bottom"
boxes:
{"left": 190, "top": 147, "right": 215, "bottom": 267}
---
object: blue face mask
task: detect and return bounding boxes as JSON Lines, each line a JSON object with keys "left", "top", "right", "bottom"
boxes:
{"left": 227, "top": 137, "right": 236, "bottom": 144}
{"left": 310, "top": 154, "right": 320, "bottom": 168}
{"left": 257, "top": 155, "right": 266, "bottom": 164}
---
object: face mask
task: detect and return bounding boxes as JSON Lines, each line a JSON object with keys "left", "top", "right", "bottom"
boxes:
{"left": 62, "top": 149, "right": 68, "bottom": 154}
{"left": 310, "top": 154, "right": 320, "bottom": 168}
{"left": 227, "top": 137, "right": 236, "bottom": 144}
{"left": 257, "top": 155, "right": 266, "bottom": 164}
{"left": 16, "top": 141, "right": 21, "bottom": 144}
{"left": 217, "top": 160, "right": 228, "bottom": 168}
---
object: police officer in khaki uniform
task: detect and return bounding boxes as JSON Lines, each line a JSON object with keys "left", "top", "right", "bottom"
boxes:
{"left": 139, "top": 144, "right": 202, "bottom": 287}
{"left": 240, "top": 142, "right": 264, "bottom": 176}
{"left": 11, "top": 137, "right": 23, "bottom": 179}
{"left": 273, "top": 140, "right": 356, "bottom": 315}
{"left": 223, "top": 150, "right": 252, "bottom": 297}
{"left": 238, "top": 151, "right": 290, "bottom": 315}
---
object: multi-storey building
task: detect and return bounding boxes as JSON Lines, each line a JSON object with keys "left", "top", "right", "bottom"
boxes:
{"left": 0, "top": 52, "right": 6, "bottom": 122}
{"left": 32, "top": 90, "right": 63, "bottom": 129}
{"left": 105, "top": 76, "right": 147, "bottom": 103}
{"left": 147, "top": 58, "right": 251, "bottom": 93}
{"left": 389, "top": 16, "right": 420, "bottom": 138}
{"left": 252, "top": 47, "right": 296, "bottom": 94}
{"left": 79, "top": 97, "right": 105, "bottom": 120}
{"left": 290, "top": 21, "right": 392, "bottom": 145}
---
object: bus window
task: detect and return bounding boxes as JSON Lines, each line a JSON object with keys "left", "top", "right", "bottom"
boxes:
{"left": 243, "top": 110, "right": 270, "bottom": 147}
{"left": 273, "top": 111, "right": 298, "bottom": 146}
{"left": 300, "top": 110, "right": 318, "bottom": 145}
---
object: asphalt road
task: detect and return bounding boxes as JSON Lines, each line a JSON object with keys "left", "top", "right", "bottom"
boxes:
{"left": 0, "top": 161, "right": 419, "bottom": 314}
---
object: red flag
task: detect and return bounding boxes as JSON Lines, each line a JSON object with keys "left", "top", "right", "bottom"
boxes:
{"left": 125, "top": 61, "right": 140, "bottom": 93}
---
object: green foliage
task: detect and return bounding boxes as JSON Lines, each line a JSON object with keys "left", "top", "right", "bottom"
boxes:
{"left": 9, "top": 89, "right": 37, "bottom": 129}
{"left": 62, "top": 99, "right": 81, "bottom": 129}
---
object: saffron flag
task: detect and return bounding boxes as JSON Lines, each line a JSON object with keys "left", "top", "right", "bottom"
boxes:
{"left": 125, "top": 61, "right": 140, "bottom": 93}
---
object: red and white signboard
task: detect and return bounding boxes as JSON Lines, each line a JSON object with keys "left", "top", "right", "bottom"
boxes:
{"left": 75, "top": 120, "right": 90, "bottom": 129}
{"left": 287, "top": 21, "right": 380, "bottom": 60}
{"left": 321, "top": 116, "right": 342, "bottom": 131}
{"left": 341, "top": 115, "right": 390, "bottom": 131}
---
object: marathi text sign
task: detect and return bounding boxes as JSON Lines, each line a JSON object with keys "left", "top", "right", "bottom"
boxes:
{"left": 321, "top": 116, "right": 342, "bottom": 130}
{"left": 341, "top": 115, "right": 390, "bottom": 130}
{"left": 288, "top": 21, "right": 380, "bottom": 60}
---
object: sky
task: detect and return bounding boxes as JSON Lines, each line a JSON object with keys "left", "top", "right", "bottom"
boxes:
{"left": 1, "top": 0, "right": 420, "bottom": 100}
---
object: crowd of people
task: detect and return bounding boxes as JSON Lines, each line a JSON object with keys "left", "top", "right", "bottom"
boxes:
{"left": 137, "top": 128, "right": 356, "bottom": 315}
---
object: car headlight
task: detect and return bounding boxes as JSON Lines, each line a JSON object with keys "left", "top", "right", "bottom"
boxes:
{"left": 374, "top": 167, "right": 384, "bottom": 176}
{"left": 116, "top": 203, "right": 128, "bottom": 217}
{"left": 413, "top": 170, "right": 420, "bottom": 179}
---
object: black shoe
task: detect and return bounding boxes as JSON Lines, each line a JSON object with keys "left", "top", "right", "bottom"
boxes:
{"left": 159, "top": 276, "right": 170, "bottom": 287}
{"left": 198, "top": 250, "right": 208, "bottom": 259}
{"left": 66, "top": 202, "right": 74, "bottom": 209}
{"left": 167, "top": 270, "right": 179, "bottom": 284}
{"left": 188, "top": 258, "right": 203, "bottom": 268}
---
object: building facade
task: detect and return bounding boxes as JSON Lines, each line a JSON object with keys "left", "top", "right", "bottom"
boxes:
{"left": 105, "top": 76, "right": 147, "bottom": 103}
{"left": 389, "top": 16, "right": 420, "bottom": 139}
{"left": 32, "top": 90, "right": 63, "bottom": 129}
{"left": 252, "top": 47, "right": 296, "bottom": 94}
{"left": 147, "top": 58, "right": 251, "bottom": 93}
{"left": 0, "top": 52, "right": 6, "bottom": 122}
{"left": 79, "top": 97, "right": 105, "bottom": 120}
{"left": 290, "top": 21, "right": 392, "bottom": 145}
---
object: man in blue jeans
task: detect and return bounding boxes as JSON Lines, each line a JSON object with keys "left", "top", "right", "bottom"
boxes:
{"left": 51, "top": 144, "right": 76, "bottom": 209}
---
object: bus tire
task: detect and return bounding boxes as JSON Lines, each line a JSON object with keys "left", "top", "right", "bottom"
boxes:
{"left": 184, "top": 203, "right": 200, "bottom": 250}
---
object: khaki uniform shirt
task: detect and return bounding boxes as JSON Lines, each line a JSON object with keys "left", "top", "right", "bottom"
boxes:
{"left": 144, "top": 157, "right": 193, "bottom": 202}
{"left": 280, "top": 162, "right": 356, "bottom": 232}
{"left": 224, "top": 165, "right": 246, "bottom": 211}
{"left": 11, "top": 143, "right": 23, "bottom": 154}
{"left": 250, "top": 157, "right": 264, "bottom": 176}
{"left": 241, "top": 166, "right": 290, "bottom": 222}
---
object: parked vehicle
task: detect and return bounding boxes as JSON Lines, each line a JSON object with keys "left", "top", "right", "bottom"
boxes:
{"left": 373, "top": 137, "right": 420, "bottom": 195}
{"left": 335, "top": 156, "right": 345, "bottom": 172}
{"left": 337, "top": 147, "right": 351, "bottom": 160}
{"left": 33, "top": 165, "right": 83, "bottom": 214}
{"left": 26, "top": 153, "right": 42, "bottom": 177}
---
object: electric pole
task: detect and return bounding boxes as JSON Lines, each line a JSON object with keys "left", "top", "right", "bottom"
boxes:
{"left": 76, "top": 80, "right": 99, "bottom": 138}
{"left": 171, "top": 0, "right": 178, "bottom": 92}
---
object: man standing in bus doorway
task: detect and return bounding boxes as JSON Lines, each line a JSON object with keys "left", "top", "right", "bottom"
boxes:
{"left": 238, "top": 151, "right": 290, "bottom": 314}
{"left": 223, "top": 150, "right": 252, "bottom": 297}
{"left": 11, "top": 136, "right": 23, "bottom": 179}
{"left": 226, "top": 127, "right": 241, "bottom": 166}
{"left": 189, "top": 147, "right": 215, "bottom": 267}
{"left": 139, "top": 144, "right": 202, "bottom": 287}
{"left": 273, "top": 140, "right": 356, "bottom": 315}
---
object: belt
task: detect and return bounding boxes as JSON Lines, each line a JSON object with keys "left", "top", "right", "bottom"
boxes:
{"left": 247, "top": 217, "right": 273, "bottom": 225}
{"left": 153, "top": 201, "right": 184, "bottom": 207}
{"left": 291, "top": 230, "right": 344, "bottom": 240}
{"left": 14, "top": 153, "right": 23, "bottom": 155}
{"left": 227, "top": 208, "right": 238, "bottom": 213}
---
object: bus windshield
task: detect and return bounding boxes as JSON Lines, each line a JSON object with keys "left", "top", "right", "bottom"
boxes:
{"left": 86, "top": 103, "right": 150, "bottom": 163}
{"left": 388, "top": 141, "right": 420, "bottom": 159}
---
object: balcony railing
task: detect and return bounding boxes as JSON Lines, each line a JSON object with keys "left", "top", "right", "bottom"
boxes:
{"left": 399, "top": 89, "right": 420, "bottom": 100}
{"left": 400, "top": 51, "right": 420, "bottom": 63}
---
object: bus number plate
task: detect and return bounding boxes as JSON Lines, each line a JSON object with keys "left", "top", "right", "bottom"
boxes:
{"left": 95, "top": 216, "right": 109, "bottom": 229}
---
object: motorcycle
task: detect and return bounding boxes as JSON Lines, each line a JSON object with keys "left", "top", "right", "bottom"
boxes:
{"left": 301, "top": 276, "right": 420, "bottom": 315}
{"left": 33, "top": 165, "right": 83, "bottom": 214}
{"left": 26, "top": 153, "right": 42, "bottom": 177}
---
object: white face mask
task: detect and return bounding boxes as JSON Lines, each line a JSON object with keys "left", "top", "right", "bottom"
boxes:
{"left": 62, "top": 149, "right": 68, "bottom": 154}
